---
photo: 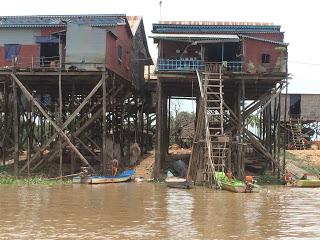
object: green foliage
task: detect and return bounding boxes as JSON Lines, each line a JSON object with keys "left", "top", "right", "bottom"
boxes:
{"left": 0, "top": 176, "right": 71, "bottom": 185}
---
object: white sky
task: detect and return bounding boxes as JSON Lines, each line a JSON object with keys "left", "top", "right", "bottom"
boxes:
{"left": 1, "top": 0, "right": 320, "bottom": 94}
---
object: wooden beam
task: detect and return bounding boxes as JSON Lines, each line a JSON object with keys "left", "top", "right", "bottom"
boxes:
{"left": 102, "top": 71, "right": 107, "bottom": 175}
{"left": 58, "top": 70, "right": 63, "bottom": 178}
{"left": 11, "top": 73, "right": 92, "bottom": 170}
{"left": 19, "top": 77, "right": 103, "bottom": 173}
{"left": 12, "top": 77, "right": 19, "bottom": 176}
{"left": 32, "top": 108, "right": 104, "bottom": 171}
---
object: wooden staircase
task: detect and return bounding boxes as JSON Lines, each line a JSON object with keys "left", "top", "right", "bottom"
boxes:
{"left": 288, "top": 118, "right": 306, "bottom": 150}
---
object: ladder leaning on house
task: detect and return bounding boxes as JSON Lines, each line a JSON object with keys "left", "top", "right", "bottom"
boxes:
{"left": 203, "top": 66, "right": 228, "bottom": 184}
{"left": 188, "top": 65, "right": 228, "bottom": 185}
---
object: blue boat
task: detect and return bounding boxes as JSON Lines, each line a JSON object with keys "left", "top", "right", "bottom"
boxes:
{"left": 72, "top": 169, "right": 136, "bottom": 184}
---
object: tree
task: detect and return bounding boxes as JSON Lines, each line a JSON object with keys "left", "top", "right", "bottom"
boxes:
{"left": 169, "top": 100, "right": 195, "bottom": 146}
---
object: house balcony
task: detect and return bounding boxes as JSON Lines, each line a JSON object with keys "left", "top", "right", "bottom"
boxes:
{"left": 157, "top": 59, "right": 205, "bottom": 72}
{"left": 156, "top": 58, "right": 244, "bottom": 73}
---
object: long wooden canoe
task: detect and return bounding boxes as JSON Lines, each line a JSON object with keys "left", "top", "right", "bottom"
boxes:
{"left": 73, "top": 169, "right": 135, "bottom": 184}
{"left": 165, "top": 177, "right": 193, "bottom": 189}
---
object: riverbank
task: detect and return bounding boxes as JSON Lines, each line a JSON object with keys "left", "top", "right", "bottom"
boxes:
{"left": 1, "top": 149, "right": 320, "bottom": 185}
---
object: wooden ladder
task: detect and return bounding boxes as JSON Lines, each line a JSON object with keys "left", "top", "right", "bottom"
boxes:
{"left": 199, "top": 66, "right": 227, "bottom": 185}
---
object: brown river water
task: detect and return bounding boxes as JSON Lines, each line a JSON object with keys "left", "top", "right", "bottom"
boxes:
{"left": 0, "top": 183, "right": 320, "bottom": 240}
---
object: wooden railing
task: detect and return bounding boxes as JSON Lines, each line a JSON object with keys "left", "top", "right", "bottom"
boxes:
{"left": 157, "top": 59, "right": 244, "bottom": 73}
{"left": 0, "top": 56, "right": 105, "bottom": 71}
{"left": 157, "top": 59, "right": 204, "bottom": 72}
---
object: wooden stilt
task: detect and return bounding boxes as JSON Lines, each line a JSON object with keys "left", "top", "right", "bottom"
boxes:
{"left": 102, "top": 71, "right": 107, "bottom": 175}
{"left": 70, "top": 80, "right": 76, "bottom": 174}
{"left": 58, "top": 68, "right": 63, "bottom": 178}
{"left": 12, "top": 77, "right": 19, "bottom": 177}
{"left": 11, "top": 73, "right": 93, "bottom": 171}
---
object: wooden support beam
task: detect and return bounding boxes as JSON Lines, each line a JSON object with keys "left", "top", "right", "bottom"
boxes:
{"left": 12, "top": 77, "right": 19, "bottom": 176}
{"left": 102, "top": 71, "right": 107, "bottom": 175}
{"left": 73, "top": 135, "right": 98, "bottom": 158}
{"left": 58, "top": 70, "right": 63, "bottom": 178}
{"left": 11, "top": 73, "right": 94, "bottom": 171}
{"left": 244, "top": 129, "right": 280, "bottom": 170}
{"left": 19, "top": 77, "right": 103, "bottom": 173}
{"left": 32, "top": 108, "right": 103, "bottom": 171}
{"left": 70, "top": 79, "right": 76, "bottom": 174}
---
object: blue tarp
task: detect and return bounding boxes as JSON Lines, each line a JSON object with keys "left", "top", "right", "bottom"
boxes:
{"left": 4, "top": 44, "right": 21, "bottom": 61}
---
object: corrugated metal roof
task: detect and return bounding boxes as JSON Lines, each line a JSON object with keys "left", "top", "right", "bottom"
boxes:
{"left": 152, "top": 23, "right": 282, "bottom": 34}
{"left": 159, "top": 21, "right": 275, "bottom": 26}
{"left": 0, "top": 14, "right": 127, "bottom": 28}
{"left": 150, "top": 33, "right": 239, "bottom": 43}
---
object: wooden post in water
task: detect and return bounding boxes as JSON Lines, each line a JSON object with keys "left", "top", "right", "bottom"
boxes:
{"left": 283, "top": 78, "right": 288, "bottom": 172}
{"left": 70, "top": 80, "right": 76, "bottom": 174}
{"left": 12, "top": 77, "right": 19, "bottom": 177}
{"left": 102, "top": 71, "right": 107, "bottom": 175}
{"left": 27, "top": 100, "right": 32, "bottom": 178}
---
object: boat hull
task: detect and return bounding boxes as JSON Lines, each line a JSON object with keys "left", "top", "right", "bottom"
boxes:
{"left": 90, "top": 175, "right": 133, "bottom": 184}
{"left": 165, "top": 177, "right": 193, "bottom": 189}
{"left": 73, "top": 170, "right": 135, "bottom": 184}
{"left": 221, "top": 182, "right": 259, "bottom": 193}
{"left": 289, "top": 179, "right": 320, "bottom": 188}
{"left": 215, "top": 172, "right": 260, "bottom": 193}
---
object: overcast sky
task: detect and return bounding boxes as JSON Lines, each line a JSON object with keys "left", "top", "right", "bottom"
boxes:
{"left": 1, "top": 0, "right": 320, "bottom": 94}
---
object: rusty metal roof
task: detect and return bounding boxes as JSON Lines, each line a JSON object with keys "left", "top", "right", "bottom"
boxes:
{"left": 150, "top": 33, "right": 240, "bottom": 43}
{"left": 152, "top": 21, "right": 282, "bottom": 34}
{"left": 0, "top": 14, "right": 127, "bottom": 28}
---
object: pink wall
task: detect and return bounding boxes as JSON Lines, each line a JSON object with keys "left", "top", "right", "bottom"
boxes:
{"left": 0, "top": 45, "right": 40, "bottom": 68}
{"left": 244, "top": 38, "right": 285, "bottom": 70}
{"left": 106, "top": 25, "right": 133, "bottom": 81}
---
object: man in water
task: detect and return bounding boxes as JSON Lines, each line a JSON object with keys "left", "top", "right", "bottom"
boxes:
{"left": 111, "top": 158, "right": 118, "bottom": 176}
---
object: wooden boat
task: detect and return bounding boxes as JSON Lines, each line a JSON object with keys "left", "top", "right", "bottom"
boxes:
{"left": 215, "top": 172, "right": 260, "bottom": 193}
{"left": 288, "top": 179, "right": 320, "bottom": 188}
{"left": 72, "top": 169, "right": 135, "bottom": 184}
{"left": 165, "top": 176, "right": 193, "bottom": 189}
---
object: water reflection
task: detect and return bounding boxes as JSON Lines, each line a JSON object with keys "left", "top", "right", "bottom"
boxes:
{"left": 166, "top": 188, "right": 199, "bottom": 239}
{"left": 0, "top": 184, "right": 320, "bottom": 239}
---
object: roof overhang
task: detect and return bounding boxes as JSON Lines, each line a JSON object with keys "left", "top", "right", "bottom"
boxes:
{"left": 239, "top": 34, "right": 288, "bottom": 46}
{"left": 150, "top": 33, "right": 239, "bottom": 43}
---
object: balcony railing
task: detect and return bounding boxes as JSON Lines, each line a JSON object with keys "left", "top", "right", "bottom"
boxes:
{"left": 157, "top": 59, "right": 204, "bottom": 72}
{"left": 157, "top": 59, "right": 244, "bottom": 73}
{"left": 224, "top": 61, "right": 243, "bottom": 72}
{"left": 205, "top": 61, "right": 243, "bottom": 72}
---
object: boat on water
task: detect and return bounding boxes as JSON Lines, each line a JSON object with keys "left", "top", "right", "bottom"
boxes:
{"left": 287, "top": 179, "right": 320, "bottom": 188}
{"left": 165, "top": 177, "right": 193, "bottom": 189}
{"left": 72, "top": 169, "right": 135, "bottom": 184}
{"left": 165, "top": 170, "right": 193, "bottom": 189}
{"left": 215, "top": 172, "right": 260, "bottom": 193}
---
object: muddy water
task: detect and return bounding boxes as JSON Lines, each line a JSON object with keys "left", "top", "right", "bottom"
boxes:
{"left": 0, "top": 184, "right": 320, "bottom": 240}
